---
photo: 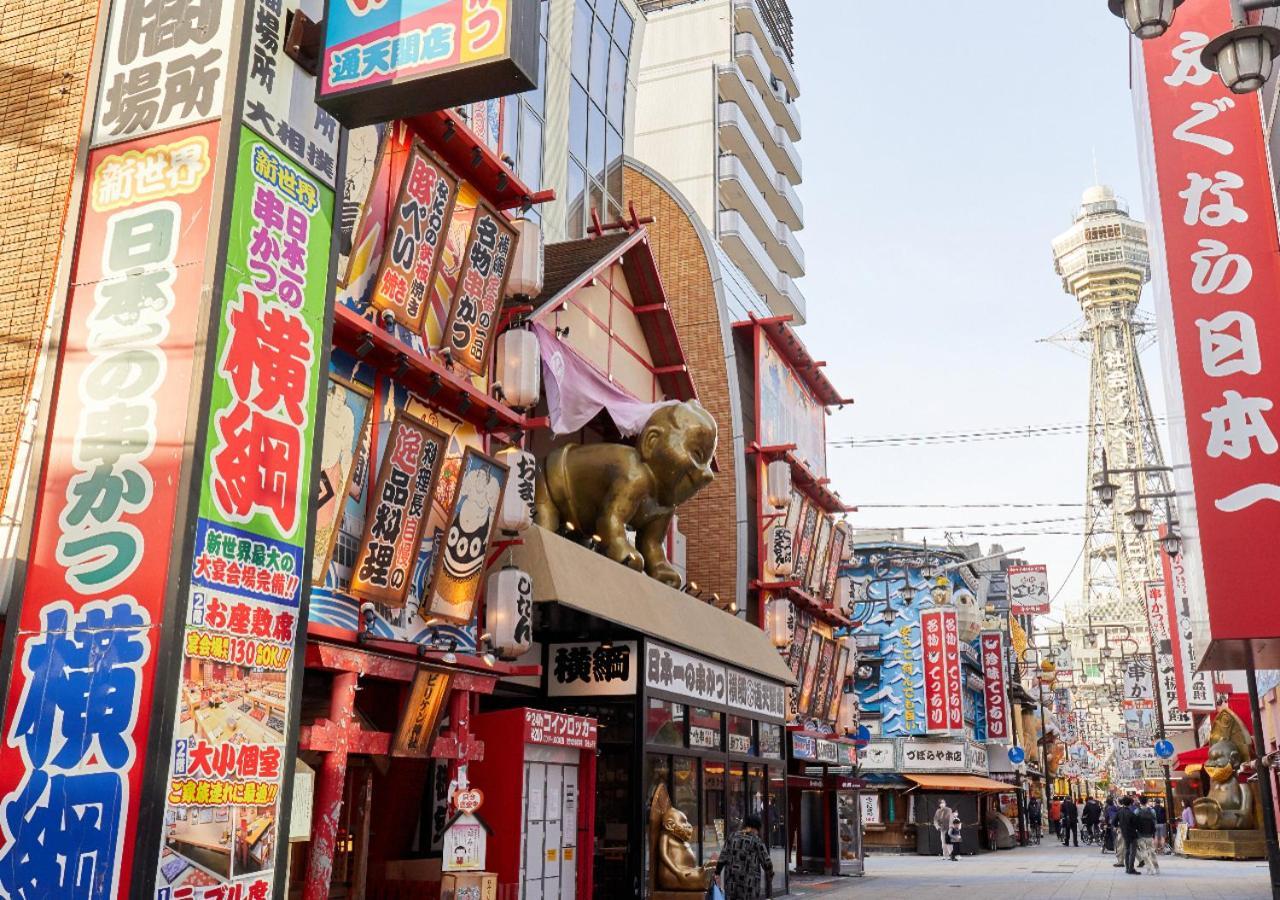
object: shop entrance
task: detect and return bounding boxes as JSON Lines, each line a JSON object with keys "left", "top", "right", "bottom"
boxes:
{"left": 913, "top": 792, "right": 981, "bottom": 856}
{"left": 522, "top": 753, "right": 581, "bottom": 900}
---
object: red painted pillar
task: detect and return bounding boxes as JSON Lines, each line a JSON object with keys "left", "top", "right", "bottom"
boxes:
{"left": 304, "top": 671, "right": 359, "bottom": 900}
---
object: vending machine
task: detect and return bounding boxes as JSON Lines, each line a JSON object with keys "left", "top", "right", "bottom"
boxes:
{"left": 469, "top": 709, "right": 598, "bottom": 900}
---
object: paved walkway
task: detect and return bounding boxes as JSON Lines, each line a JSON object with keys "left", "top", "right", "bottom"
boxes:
{"left": 783, "top": 843, "right": 1273, "bottom": 899}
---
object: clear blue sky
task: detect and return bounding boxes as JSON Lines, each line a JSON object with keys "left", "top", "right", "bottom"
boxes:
{"left": 794, "top": 4, "right": 1170, "bottom": 614}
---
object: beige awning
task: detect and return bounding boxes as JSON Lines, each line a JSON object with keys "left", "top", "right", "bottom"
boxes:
{"left": 510, "top": 526, "right": 795, "bottom": 685}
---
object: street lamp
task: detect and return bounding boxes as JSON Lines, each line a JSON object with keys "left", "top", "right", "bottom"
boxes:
{"left": 1107, "top": 0, "right": 1185, "bottom": 39}
{"left": 1157, "top": 527, "right": 1183, "bottom": 558}
{"left": 1203, "top": 7, "right": 1280, "bottom": 94}
{"left": 1127, "top": 504, "right": 1151, "bottom": 532}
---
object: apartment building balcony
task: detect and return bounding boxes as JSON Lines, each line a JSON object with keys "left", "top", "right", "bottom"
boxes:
{"left": 732, "top": 32, "right": 800, "bottom": 142}
{"left": 719, "top": 210, "right": 803, "bottom": 322}
{"left": 776, "top": 271, "right": 806, "bottom": 322}
{"left": 774, "top": 220, "right": 804, "bottom": 277}
{"left": 731, "top": 0, "right": 799, "bottom": 99}
{"left": 717, "top": 66, "right": 801, "bottom": 182}
{"left": 718, "top": 102, "right": 802, "bottom": 222}
{"left": 774, "top": 172, "right": 802, "bottom": 229}
{"left": 720, "top": 154, "right": 803, "bottom": 276}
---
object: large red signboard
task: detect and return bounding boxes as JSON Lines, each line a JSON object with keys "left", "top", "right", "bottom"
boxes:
{"left": 921, "top": 608, "right": 963, "bottom": 735}
{"left": 1136, "top": 0, "right": 1280, "bottom": 666}
{"left": 0, "top": 121, "right": 219, "bottom": 897}
{"left": 980, "top": 631, "right": 1010, "bottom": 742}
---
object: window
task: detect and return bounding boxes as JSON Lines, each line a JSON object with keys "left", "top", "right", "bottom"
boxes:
{"left": 647, "top": 698, "right": 686, "bottom": 746}
{"left": 727, "top": 716, "right": 754, "bottom": 756}
{"left": 572, "top": 0, "right": 592, "bottom": 85}
{"left": 607, "top": 43, "right": 627, "bottom": 129}
{"left": 703, "top": 760, "right": 726, "bottom": 861}
{"left": 588, "top": 101, "right": 606, "bottom": 178}
{"left": 590, "top": 18, "right": 610, "bottom": 100}
{"left": 689, "top": 707, "right": 722, "bottom": 749}
{"left": 613, "top": 2, "right": 634, "bottom": 54}
{"left": 673, "top": 758, "right": 700, "bottom": 856}
{"left": 569, "top": 80, "right": 589, "bottom": 165}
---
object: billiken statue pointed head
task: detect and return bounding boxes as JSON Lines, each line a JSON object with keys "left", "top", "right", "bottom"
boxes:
{"left": 638, "top": 401, "right": 716, "bottom": 507}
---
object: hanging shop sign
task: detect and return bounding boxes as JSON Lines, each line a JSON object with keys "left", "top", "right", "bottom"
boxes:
{"left": 394, "top": 668, "right": 453, "bottom": 757}
{"left": 1007, "top": 564, "right": 1050, "bottom": 615}
{"left": 92, "top": 0, "right": 234, "bottom": 146}
{"left": 548, "top": 641, "right": 638, "bottom": 697}
{"left": 152, "top": 126, "right": 335, "bottom": 898}
{"left": 980, "top": 631, "right": 1010, "bottom": 742}
{"left": 444, "top": 202, "right": 518, "bottom": 375}
{"left": 757, "top": 330, "right": 827, "bottom": 478}
{"left": 1159, "top": 530, "right": 1215, "bottom": 710}
{"left": 313, "top": 375, "right": 374, "bottom": 582}
{"left": 764, "top": 522, "right": 793, "bottom": 580}
{"left": 442, "top": 812, "right": 488, "bottom": 872}
{"left": 807, "top": 637, "right": 837, "bottom": 720}
{"left": 902, "top": 739, "right": 968, "bottom": 772}
{"left": 792, "top": 500, "right": 819, "bottom": 584}
{"left": 795, "top": 631, "right": 823, "bottom": 717}
{"left": 423, "top": 447, "right": 509, "bottom": 622}
{"left": 822, "top": 526, "right": 847, "bottom": 602}
{"left": 0, "top": 121, "right": 220, "bottom": 899}
{"left": 370, "top": 143, "right": 459, "bottom": 331}
{"left": 318, "top": 0, "right": 541, "bottom": 129}
{"left": 1146, "top": 582, "right": 1192, "bottom": 729}
{"left": 523, "top": 709, "right": 598, "bottom": 750}
{"left": 243, "top": 0, "right": 340, "bottom": 184}
{"left": 806, "top": 516, "right": 831, "bottom": 595}
{"left": 921, "top": 608, "right": 964, "bottom": 735}
{"left": 826, "top": 644, "right": 851, "bottom": 725}
{"left": 1136, "top": 0, "right": 1280, "bottom": 666}
{"left": 726, "top": 667, "right": 787, "bottom": 722}
{"left": 350, "top": 412, "right": 448, "bottom": 606}
{"left": 645, "top": 641, "right": 727, "bottom": 707}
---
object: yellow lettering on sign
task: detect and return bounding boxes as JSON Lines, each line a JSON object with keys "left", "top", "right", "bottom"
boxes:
{"left": 546, "top": 848, "right": 558, "bottom": 862}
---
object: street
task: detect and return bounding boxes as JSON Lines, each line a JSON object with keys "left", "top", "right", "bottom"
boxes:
{"left": 787, "top": 846, "right": 1273, "bottom": 899}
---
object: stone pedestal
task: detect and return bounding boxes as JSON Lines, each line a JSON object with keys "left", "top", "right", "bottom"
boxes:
{"left": 1182, "top": 828, "right": 1268, "bottom": 860}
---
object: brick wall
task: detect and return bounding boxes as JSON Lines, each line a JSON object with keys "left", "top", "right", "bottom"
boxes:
{"left": 0, "top": 0, "right": 98, "bottom": 508}
{"left": 624, "top": 163, "right": 740, "bottom": 606}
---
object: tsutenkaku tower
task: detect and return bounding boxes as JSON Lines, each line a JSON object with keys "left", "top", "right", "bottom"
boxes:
{"left": 1051, "top": 186, "right": 1170, "bottom": 650}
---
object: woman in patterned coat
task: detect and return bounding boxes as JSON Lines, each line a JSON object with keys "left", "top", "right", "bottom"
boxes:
{"left": 715, "top": 814, "right": 774, "bottom": 899}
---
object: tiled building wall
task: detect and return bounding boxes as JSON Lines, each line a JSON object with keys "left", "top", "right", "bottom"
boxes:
{"left": 0, "top": 0, "right": 97, "bottom": 508}
{"left": 624, "top": 162, "right": 740, "bottom": 606}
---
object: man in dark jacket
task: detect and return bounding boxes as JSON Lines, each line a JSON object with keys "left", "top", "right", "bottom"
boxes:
{"left": 1082, "top": 796, "right": 1102, "bottom": 842}
{"left": 1116, "top": 797, "right": 1140, "bottom": 873}
{"left": 1060, "top": 796, "right": 1079, "bottom": 847}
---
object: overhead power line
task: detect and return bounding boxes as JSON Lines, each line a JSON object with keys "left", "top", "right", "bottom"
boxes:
{"left": 830, "top": 418, "right": 1169, "bottom": 448}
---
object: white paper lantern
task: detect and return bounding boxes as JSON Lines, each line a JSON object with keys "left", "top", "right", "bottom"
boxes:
{"left": 494, "top": 327, "right": 541, "bottom": 409}
{"left": 505, "top": 218, "right": 545, "bottom": 298}
{"left": 497, "top": 449, "right": 536, "bottom": 534}
{"left": 764, "top": 523, "right": 793, "bottom": 579}
{"left": 486, "top": 565, "right": 533, "bottom": 659}
{"left": 835, "top": 574, "right": 854, "bottom": 617}
{"left": 766, "top": 459, "right": 792, "bottom": 510}
{"left": 768, "top": 597, "right": 792, "bottom": 649}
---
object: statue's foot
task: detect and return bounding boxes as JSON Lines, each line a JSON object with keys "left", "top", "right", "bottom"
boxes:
{"left": 606, "top": 539, "right": 644, "bottom": 571}
{"left": 647, "top": 562, "right": 682, "bottom": 588}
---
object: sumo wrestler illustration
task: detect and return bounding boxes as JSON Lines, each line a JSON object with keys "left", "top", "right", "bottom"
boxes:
{"left": 535, "top": 400, "right": 717, "bottom": 587}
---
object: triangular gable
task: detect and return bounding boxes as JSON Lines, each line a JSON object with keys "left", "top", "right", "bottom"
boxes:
{"left": 529, "top": 228, "right": 696, "bottom": 404}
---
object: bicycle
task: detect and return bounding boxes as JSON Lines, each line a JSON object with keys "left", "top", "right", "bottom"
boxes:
{"left": 1080, "top": 823, "right": 1100, "bottom": 846}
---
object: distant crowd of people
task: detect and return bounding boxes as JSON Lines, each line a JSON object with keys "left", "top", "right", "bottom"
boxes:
{"left": 1039, "top": 792, "right": 1181, "bottom": 874}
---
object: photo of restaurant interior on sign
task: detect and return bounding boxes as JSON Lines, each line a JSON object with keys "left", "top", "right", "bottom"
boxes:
{"left": 179, "top": 657, "right": 288, "bottom": 744}
{"left": 160, "top": 804, "right": 278, "bottom": 887}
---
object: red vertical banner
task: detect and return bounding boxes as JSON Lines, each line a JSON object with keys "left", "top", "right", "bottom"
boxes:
{"left": 1136, "top": 0, "right": 1280, "bottom": 663}
{"left": 0, "top": 122, "right": 220, "bottom": 897}
{"left": 921, "top": 608, "right": 963, "bottom": 735}
{"left": 981, "top": 631, "right": 1010, "bottom": 742}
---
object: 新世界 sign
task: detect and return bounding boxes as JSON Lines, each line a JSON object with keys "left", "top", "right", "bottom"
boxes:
{"left": 318, "top": 0, "right": 541, "bottom": 128}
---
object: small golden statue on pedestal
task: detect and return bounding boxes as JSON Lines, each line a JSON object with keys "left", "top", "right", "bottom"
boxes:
{"left": 535, "top": 401, "right": 717, "bottom": 587}
{"left": 1194, "top": 707, "right": 1255, "bottom": 830}
{"left": 1183, "top": 706, "right": 1266, "bottom": 860}
{"left": 648, "top": 783, "right": 714, "bottom": 897}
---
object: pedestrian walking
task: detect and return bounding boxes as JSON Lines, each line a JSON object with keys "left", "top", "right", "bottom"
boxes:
{"left": 1082, "top": 795, "right": 1101, "bottom": 843}
{"left": 715, "top": 814, "right": 774, "bottom": 899}
{"left": 1049, "top": 795, "right": 1062, "bottom": 836}
{"left": 933, "top": 799, "right": 953, "bottom": 859}
{"left": 1060, "top": 796, "right": 1079, "bottom": 847}
{"left": 1102, "top": 796, "right": 1118, "bottom": 854}
{"left": 1114, "top": 796, "right": 1139, "bottom": 873}
{"left": 1153, "top": 798, "right": 1169, "bottom": 854}
{"left": 947, "top": 815, "right": 964, "bottom": 861}
{"left": 1134, "top": 796, "right": 1160, "bottom": 874}
{"left": 1027, "top": 796, "right": 1043, "bottom": 843}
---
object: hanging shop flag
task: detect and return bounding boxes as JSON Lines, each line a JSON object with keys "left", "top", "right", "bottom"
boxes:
{"left": 1122, "top": 656, "right": 1157, "bottom": 743}
{"left": 806, "top": 516, "right": 831, "bottom": 596}
{"left": 313, "top": 375, "right": 374, "bottom": 583}
{"left": 980, "top": 631, "right": 1010, "bottom": 742}
{"left": 444, "top": 202, "right": 518, "bottom": 375}
{"left": 424, "top": 447, "right": 509, "bottom": 622}
{"left": 393, "top": 668, "right": 453, "bottom": 757}
{"left": 152, "top": 126, "right": 335, "bottom": 898}
{"left": 792, "top": 500, "right": 818, "bottom": 586}
{"left": 1007, "top": 563, "right": 1050, "bottom": 615}
{"left": 371, "top": 143, "right": 459, "bottom": 331}
{"left": 795, "top": 631, "right": 823, "bottom": 719}
{"left": 1146, "top": 581, "right": 1192, "bottom": 729}
{"left": 826, "top": 644, "right": 851, "bottom": 725}
{"left": 318, "top": 0, "right": 541, "bottom": 128}
{"left": 822, "top": 525, "right": 847, "bottom": 602}
{"left": 351, "top": 412, "right": 449, "bottom": 606}
{"left": 1135, "top": 0, "right": 1280, "bottom": 667}
{"left": 921, "top": 608, "right": 964, "bottom": 735}
{"left": 340, "top": 123, "right": 412, "bottom": 301}
{"left": 242, "top": 0, "right": 340, "bottom": 184}
{"left": 92, "top": 0, "right": 235, "bottom": 146}
{"left": 1159, "top": 528, "right": 1214, "bottom": 711}
{"left": 0, "top": 121, "right": 219, "bottom": 899}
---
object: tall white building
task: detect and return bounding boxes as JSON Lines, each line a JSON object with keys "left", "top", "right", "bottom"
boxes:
{"left": 632, "top": 0, "right": 805, "bottom": 322}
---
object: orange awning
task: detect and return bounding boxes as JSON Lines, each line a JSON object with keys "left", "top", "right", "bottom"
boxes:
{"left": 905, "top": 774, "right": 1012, "bottom": 792}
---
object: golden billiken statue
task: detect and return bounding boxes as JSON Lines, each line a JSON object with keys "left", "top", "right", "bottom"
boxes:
{"left": 535, "top": 401, "right": 717, "bottom": 587}
{"left": 1194, "top": 707, "right": 1257, "bottom": 830}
